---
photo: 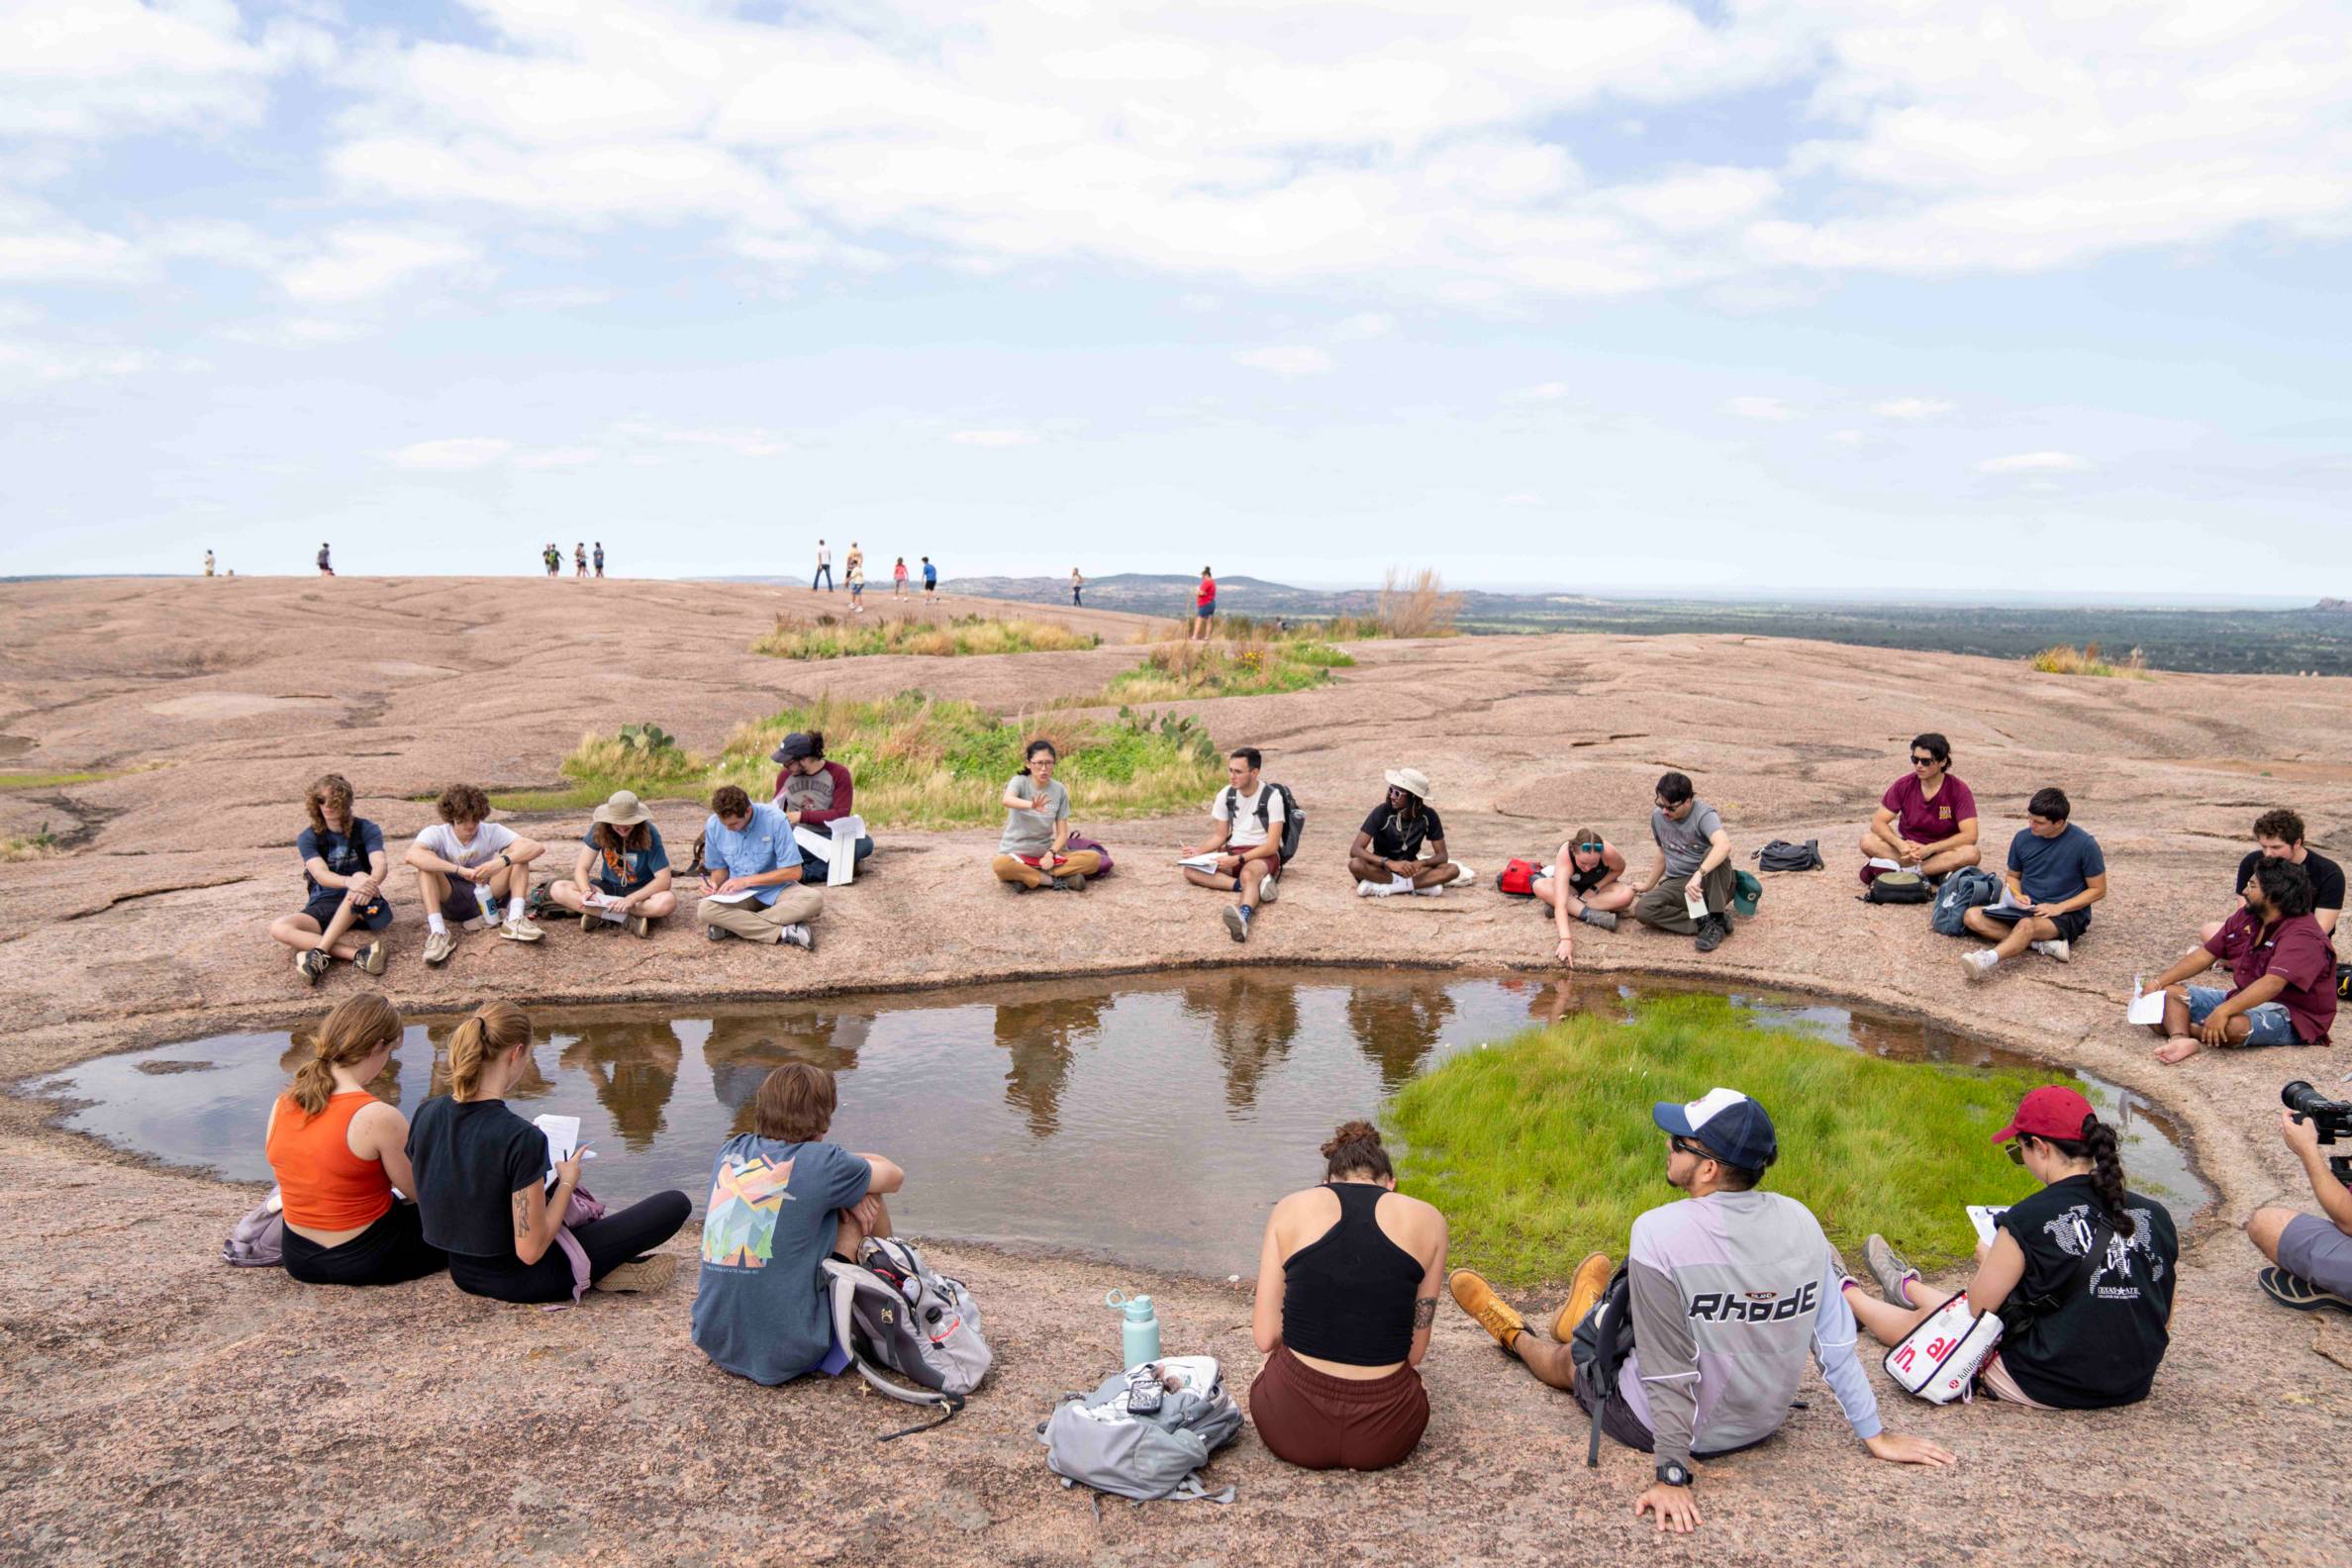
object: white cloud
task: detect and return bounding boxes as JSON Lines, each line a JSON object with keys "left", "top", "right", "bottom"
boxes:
{"left": 1875, "top": 397, "right": 1956, "bottom": 420}
{"left": 1508, "top": 381, "right": 1570, "bottom": 402}
{"left": 1179, "top": 293, "right": 1222, "bottom": 314}
{"left": 1725, "top": 395, "right": 1797, "bottom": 422}
{"left": 1332, "top": 311, "right": 1394, "bottom": 341}
{"left": 515, "top": 445, "right": 599, "bottom": 470}
{"left": 280, "top": 227, "right": 480, "bottom": 303}
{"left": 387, "top": 438, "right": 513, "bottom": 471}
{"left": 1977, "top": 450, "right": 2095, "bottom": 474}
{"left": 0, "top": 2, "right": 320, "bottom": 141}
{"left": 948, "top": 429, "right": 1038, "bottom": 447}
{"left": 0, "top": 339, "right": 153, "bottom": 390}
{"left": 1829, "top": 429, "right": 1864, "bottom": 445}
{"left": 613, "top": 420, "right": 790, "bottom": 458}
{"left": 1238, "top": 346, "right": 1334, "bottom": 377}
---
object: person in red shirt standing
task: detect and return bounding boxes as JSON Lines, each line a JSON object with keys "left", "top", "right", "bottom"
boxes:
{"left": 1191, "top": 566, "right": 1217, "bottom": 642}
{"left": 2138, "top": 857, "right": 2336, "bottom": 1064}
{"left": 1860, "top": 733, "right": 1981, "bottom": 883}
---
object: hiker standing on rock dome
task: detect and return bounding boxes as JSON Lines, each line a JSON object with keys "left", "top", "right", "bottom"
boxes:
{"left": 317, "top": 541, "right": 334, "bottom": 577}
{"left": 1349, "top": 767, "right": 1469, "bottom": 897}
{"left": 1629, "top": 772, "right": 1738, "bottom": 954}
{"left": 1860, "top": 733, "right": 1981, "bottom": 884}
{"left": 574, "top": 542, "right": 587, "bottom": 578}
{"left": 812, "top": 539, "right": 833, "bottom": 593}
{"left": 1191, "top": 566, "right": 1217, "bottom": 641}
{"left": 593, "top": 541, "right": 605, "bottom": 578}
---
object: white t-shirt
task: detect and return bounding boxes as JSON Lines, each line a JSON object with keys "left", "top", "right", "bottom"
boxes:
{"left": 1213, "top": 781, "right": 1286, "bottom": 850}
{"left": 415, "top": 820, "right": 517, "bottom": 870}
{"left": 817, "top": 545, "right": 831, "bottom": 565}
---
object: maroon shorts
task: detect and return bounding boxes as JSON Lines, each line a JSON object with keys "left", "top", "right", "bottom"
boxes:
{"left": 1248, "top": 1344, "right": 1428, "bottom": 1472}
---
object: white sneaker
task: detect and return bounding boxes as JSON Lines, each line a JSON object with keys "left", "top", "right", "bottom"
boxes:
{"left": 2030, "top": 938, "right": 2072, "bottom": 963}
{"left": 1356, "top": 879, "right": 1383, "bottom": 897}
{"left": 500, "top": 915, "right": 545, "bottom": 943}
{"left": 780, "top": 924, "right": 815, "bottom": 951}
{"left": 1961, "top": 949, "right": 2000, "bottom": 982}
{"left": 1447, "top": 864, "right": 1477, "bottom": 887}
{"left": 1258, "top": 873, "right": 1278, "bottom": 905}
{"left": 1411, "top": 883, "right": 1445, "bottom": 896}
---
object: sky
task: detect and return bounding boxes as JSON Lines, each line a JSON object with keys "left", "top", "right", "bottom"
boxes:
{"left": 5, "top": 0, "right": 2350, "bottom": 595}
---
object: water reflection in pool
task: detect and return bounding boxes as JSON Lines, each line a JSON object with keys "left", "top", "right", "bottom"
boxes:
{"left": 32, "top": 971, "right": 2205, "bottom": 1276}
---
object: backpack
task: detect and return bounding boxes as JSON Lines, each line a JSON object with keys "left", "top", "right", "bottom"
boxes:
{"left": 1753, "top": 839, "right": 1823, "bottom": 872}
{"left": 1567, "top": 1265, "right": 1637, "bottom": 1467}
{"left": 1865, "top": 869, "right": 1933, "bottom": 905}
{"left": 1497, "top": 857, "right": 1546, "bottom": 897}
{"left": 1065, "top": 833, "right": 1115, "bottom": 878}
{"left": 1884, "top": 1291, "right": 2004, "bottom": 1404}
{"left": 222, "top": 1190, "right": 285, "bottom": 1268}
{"left": 1931, "top": 866, "right": 2003, "bottom": 935}
{"left": 2336, "top": 961, "right": 2351, "bottom": 1003}
{"left": 1223, "top": 782, "right": 1305, "bottom": 866}
{"left": 820, "top": 1236, "right": 992, "bottom": 1438}
{"left": 1039, "top": 1355, "right": 1244, "bottom": 1504}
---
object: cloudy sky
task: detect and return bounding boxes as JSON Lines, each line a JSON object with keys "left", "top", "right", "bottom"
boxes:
{"left": 6, "top": 0, "right": 2349, "bottom": 594}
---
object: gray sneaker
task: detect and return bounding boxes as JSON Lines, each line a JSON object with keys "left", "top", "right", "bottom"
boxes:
{"left": 1054, "top": 873, "right": 1087, "bottom": 893}
{"left": 1579, "top": 907, "right": 1619, "bottom": 931}
{"left": 2030, "top": 937, "right": 2072, "bottom": 963}
{"left": 1257, "top": 872, "right": 1279, "bottom": 906}
{"left": 355, "top": 939, "right": 387, "bottom": 976}
{"left": 1223, "top": 903, "right": 1251, "bottom": 942}
{"left": 1865, "top": 1234, "right": 1919, "bottom": 1306}
{"left": 706, "top": 923, "right": 735, "bottom": 941}
{"left": 296, "top": 947, "right": 331, "bottom": 985}
{"left": 423, "top": 929, "right": 457, "bottom": 966}
{"left": 779, "top": 924, "right": 815, "bottom": 952}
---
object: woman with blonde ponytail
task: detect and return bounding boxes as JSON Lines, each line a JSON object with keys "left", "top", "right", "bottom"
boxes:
{"left": 1842, "top": 1085, "right": 2179, "bottom": 1409}
{"left": 407, "top": 1002, "right": 691, "bottom": 1304}
{"left": 263, "top": 995, "right": 444, "bottom": 1286}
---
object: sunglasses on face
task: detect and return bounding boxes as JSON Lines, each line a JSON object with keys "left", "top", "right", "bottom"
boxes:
{"left": 1577, "top": 841, "right": 1605, "bottom": 853}
{"left": 1669, "top": 1135, "right": 1710, "bottom": 1158}
{"left": 1387, "top": 786, "right": 1409, "bottom": 799}
{"left": 1911, "top": 755, "right": 1938, "bottom": 766}
{"left": 2005, "top": 1141, "right": 2026, "bottom": 1165}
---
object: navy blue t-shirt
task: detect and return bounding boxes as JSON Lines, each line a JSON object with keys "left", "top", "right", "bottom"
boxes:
{"left": 296, "top": 818, "right": 385, "bottom": 897}
{"left": 2008, "top": 823, "right": 2105, "bottom": 904}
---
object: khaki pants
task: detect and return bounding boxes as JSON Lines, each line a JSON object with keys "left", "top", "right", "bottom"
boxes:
{"left": 992, "top": 849, "right": 1104, "bottom": 890}
{"left": 1631, "top": 860, "right": 1735, "bottom": 934}
{"left": 696, "top": 884, "right": 824, "bottom": 941}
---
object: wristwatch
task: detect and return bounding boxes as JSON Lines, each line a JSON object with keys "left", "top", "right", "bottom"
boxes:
{"left": 497, "top": 851, "right": 513, "bottom": 867}
{"left": 1654, "top": 1461, "right": 1693, "bottom": 1488}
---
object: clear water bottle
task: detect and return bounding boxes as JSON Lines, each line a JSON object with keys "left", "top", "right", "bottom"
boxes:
{"left": 1105, "top": 1288, "right": 1161, "bottom": 1368}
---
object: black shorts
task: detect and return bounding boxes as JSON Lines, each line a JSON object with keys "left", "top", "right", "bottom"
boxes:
{"left": 433, "top": 881, "right": 484, "bottom": 924}
{"left": 1983, "top": 905, "right": 2092, "bottom": 942}
{"left": 923, "top": 580, "right": 936, "bottom": 593}
{"left": 282, "top": 1203, "right": 446, "bottom": 1287}
{"left": 301, "top": 890, "right": 394, "bottom": 931}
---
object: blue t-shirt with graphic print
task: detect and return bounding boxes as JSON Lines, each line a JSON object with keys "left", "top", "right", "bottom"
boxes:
{"left": 583, "top": 825, "right": 670, "bottom": 895}
{"left": 691, "top": 1134, "right": 872, "bottom": 1385}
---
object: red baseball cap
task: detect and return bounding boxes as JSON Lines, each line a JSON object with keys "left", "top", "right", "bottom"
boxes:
{"left": 1991, "top": 1085, "right": 2096, "bottom": 1144}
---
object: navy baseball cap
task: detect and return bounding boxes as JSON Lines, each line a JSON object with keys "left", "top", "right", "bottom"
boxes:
{"left": 1653, "top": 1087, "right": 1778, "bottom": 1170}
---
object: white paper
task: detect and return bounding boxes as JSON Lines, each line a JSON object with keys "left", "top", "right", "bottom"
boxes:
{"left": 1866, "top": 856, "right": 1900, "bottom": 872}
{"left": 705, "top": 886, "right": 763, "bottom": 905}
{"left": 1994, "top": 884, "right": 2024, "bottom": 911}
{"left": 1684, "top": 886, "right": 1710, "bottom": 922}
{"left": 1966, "top": 1205, "right": 2009, "bottom": 1246}
{"left": 2127, "top": 977, "right": 2166, "bottom": 1027}
{"left": 535, "top": 1114, "right": 594, "bottom": 1189}
{"left": 1177, "top": 852, "right": 1224, "bottom": 871}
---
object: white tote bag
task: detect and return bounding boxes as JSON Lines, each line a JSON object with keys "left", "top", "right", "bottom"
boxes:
{"left": 1883, "top": 1291, "right": 2004, "bottom": 1405}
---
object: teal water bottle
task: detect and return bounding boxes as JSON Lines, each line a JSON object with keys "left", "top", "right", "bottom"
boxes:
{"left": 1105, "top": 1288, "right": 1161, "bottom": 1367}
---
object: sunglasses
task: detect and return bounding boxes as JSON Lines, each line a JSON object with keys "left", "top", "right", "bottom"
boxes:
{"left": 1669, "top": 1134, "right": 1711, "bottom": 1158}
{"left": 1911, "top": 755, "right": 1939, "bottom": 766}
{"left": 1576, "top": 841, "right": 1605, "bottom": 852}
{"left": 2005, "top": 1140, "right": 2026, "bottom": 1165}
{"left": 1387, "top": 785, "right": 1409, "bottom": 798}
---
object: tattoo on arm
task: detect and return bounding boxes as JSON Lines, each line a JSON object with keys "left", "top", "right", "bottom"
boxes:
{"left": 1414, "top": 1296, "right": 1437, "bottom": 1330}
{"left": 513, "top": 1189, "right": 532, "bottom": 1240}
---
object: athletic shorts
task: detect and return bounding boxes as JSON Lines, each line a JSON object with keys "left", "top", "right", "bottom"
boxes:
{"left": 1196, "top": 604, "right": 1216, "bottom": 619}
{"left": 433, "top": 881, "right": 484, "bottom": 925}
{"left": 2185, "top": 986, "right": 2302, "bottom": 1045}
{"left": 301, "top": 890, "right": 394, "bottom": 932}
{"left": 2278, "top": 1214, "right": 2352, "bottom": 1298}
{"left": 1981, "top": 904, "right": 2092, "bottom": 942}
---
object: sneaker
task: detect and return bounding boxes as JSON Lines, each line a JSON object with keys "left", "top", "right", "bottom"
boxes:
{"left": 1578, "top": 907, "right": 1618, "bottom": 931}
{"left": 461, "top": 912, "right": 494, "bottom": 932}
{"left": 2258, "top": 1265, "right": 2352, "bottom": 1315}
{"left": 707, "top": 923, "right": 735, "bottom": 941}
{"left": 1258, "top": 873, "right": 1279, "bottom": 905}
{"left": 1054, "top": 873, "right": 1087, "bottom": 893}
{"left": 779, "top": 924, "right": 815, "bottom": 952}
{"left": 423, "top": 929, "right": 457, "bottom": 967}
{"left": 500, "top": 915, "right": 545, "bottom": 943}
{"left": 296, "top": 947, "right": 331, "bottom": 985}
{"left": 355, "top": 939, "right": 387, "bottom": 976}
{"left": 1447, "top": 863, "right": 1477, "bottom": 888}
{"left": 626, "top": 914, "right": 651, "bottom": 938}
{"left": 1961, "top": 949, "right": 2000, "bottom": 982}
{"left": 2030, "top": 938, "right": 2072, "bottom": 964}
{"left": 1356, "top": 879, "right": 1383, "bottom": 897}
{"left": 1865, "top": 1234, "right": 1919, "bottom": 1307}
{"left": 1448, "top": 1269, "right": 1525, "bottom": 1350}
{"left": 1825, "top": 1241, "right": 1856, "bottom": 1295}
{"left": 1552, "top": 1251, "right": 1615, "bottom": 1340}
{"left": 580, "top": 910, "right": 601, "bottom": 934}
{"left": 1223, "top": 903, "right": 1251, "bottom": 942}
{"left": 591, "top": 1253, "right": 678, "bottom": 1295}
{"left": 1695, "top": 914, "right": 1726, "bottom": 953}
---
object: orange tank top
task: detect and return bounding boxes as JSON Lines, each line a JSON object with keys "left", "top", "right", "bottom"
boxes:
{"left": 266, "top": 1090, "right": 393, "bottom": 1231}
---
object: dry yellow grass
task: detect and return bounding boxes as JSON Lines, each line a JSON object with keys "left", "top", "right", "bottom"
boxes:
{"left": 754, "top": 615, "right": 1097, "bottom": 660}
{"left": 1375, "top": 565, "right": 1463, "bottom": 637}
{"left": 2029, "top": 642, "right": 2150, "bottom": 678}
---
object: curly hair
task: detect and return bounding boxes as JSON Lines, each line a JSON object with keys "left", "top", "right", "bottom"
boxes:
{"left": 436, "top": 782, "right": 491, "bottom": 825}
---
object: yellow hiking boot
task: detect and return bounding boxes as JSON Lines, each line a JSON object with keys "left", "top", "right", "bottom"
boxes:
{"left": 1449, "top": 1269, "right": 1525, "bottom": 1350}
{"left": 1552, "top": 1252, "right": 1615, "bottom": 1341}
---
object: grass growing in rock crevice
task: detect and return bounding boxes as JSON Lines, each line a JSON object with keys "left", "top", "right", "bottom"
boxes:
{"left": 1105, "top": 637, "right": 1352, "bottom": 701}
{"left": 1386, "top": 991, "right": 2051, "bottom": 1287}
{"left": 753, "top": 615, "right": 1100, "bottom": 660}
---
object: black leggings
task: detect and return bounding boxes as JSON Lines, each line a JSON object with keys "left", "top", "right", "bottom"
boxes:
{"left": 282, "top": 1203, "right": 447, "bottom": 1288}
{"left": 448, "top": 1191, "right": 692, "bottom": 1304}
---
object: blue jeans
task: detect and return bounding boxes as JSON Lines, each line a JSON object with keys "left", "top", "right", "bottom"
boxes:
{"left": 813, "top": 564, "right": 833, "bottom": 590}
{"left": 2185, "top": 985, "right": 2302, "bottom": 1045}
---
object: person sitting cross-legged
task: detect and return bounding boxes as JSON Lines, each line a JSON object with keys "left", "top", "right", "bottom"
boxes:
{"left": 1960, "top": 786, "right": 2106, "bottom": 981}
{"left": 992, "top": 738, "right": 1103, "bottom": 892}
{"left": 1629, "top": 771, "right": 1737, "bottom": 954}
{"left": 1350, "top": 767, "right": 1466, "bottom": 897}
{"left": 771, "top": 731, "right": 874, "bottom": 873}
{"left": 1182, "top": 745, "right": 1286, "bottom": 942}
{"left": 695, "top": 785, "right": 822, "bottom": 949}
{"left": 2136, "top": 857, "right": 2335, "bottom": 1064}
{"left": 1248, "top": 1122, "right": 1447, "bottom": 1472}
{"left": 693, "top": 1062, "right": 906, "bottom": 1385}
{"left": 1860, "top": 732, "right": 1981, "bottom": 882}
{"left": 546, "top": 790, "right": 676, "bottom": 937}
{"left": 407, "top": 783, "right": 547, "bottom": 966}
{"left": 1536, "top": 828, "right": 1634, "bottom": 966}
{"left": 1447, "top": 1089, "right": 1953, "bottom": 1536}
{"left": 270, "top": 771, "right": 393, "bottom": 985}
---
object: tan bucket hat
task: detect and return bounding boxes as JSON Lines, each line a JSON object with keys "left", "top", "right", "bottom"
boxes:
{"left": 592, "top": 789, "right": 652, "bottom": 828}
{"left": 1383, "top": 766, "right": 1433, "bottom": 804}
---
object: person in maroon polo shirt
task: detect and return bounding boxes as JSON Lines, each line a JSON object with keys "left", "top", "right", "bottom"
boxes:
{"left": 1860, "top": 732, "right": 1982, "bottom": 883}
{"left": 2137, "top": 857, "right": 2336, "bottom": 1065}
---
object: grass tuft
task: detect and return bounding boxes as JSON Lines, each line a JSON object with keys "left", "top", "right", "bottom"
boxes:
{"left": 1, "top": 821, "right": 63, "bottom": 861}
{"left": 2028, "top": 642, "right": 2151, "bottom": 679}
{"left": 1374, "top": 565, "right": 1463, "bottom": 637}
{"left": 753, "top": 614, "right": 1099, "bottom": 660}
{"left": 1386, "top": 992, "right": 2053, "bottom": 1286}
{"left": 1104, "top": 637, "right": 1351, "bottom": 701}
{"left": 0, "top": 770, "right": 121, "bottom": 790}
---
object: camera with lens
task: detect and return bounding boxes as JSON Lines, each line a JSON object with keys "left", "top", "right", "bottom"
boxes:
{"left": 2283, "top": 1080, "right": 2352, "bottom": 1183}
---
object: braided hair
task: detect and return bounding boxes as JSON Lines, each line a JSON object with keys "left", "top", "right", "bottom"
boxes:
{"left": 2036, "top": 1114, "right": 2135, "bottom": 1237}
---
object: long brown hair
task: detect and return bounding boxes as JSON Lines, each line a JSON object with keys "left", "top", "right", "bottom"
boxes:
{"left": 288, "top": 995, "right": 404, "bottom": 1118}
{"left": 592, "top": 820, "right": 652, "bottom": 854}
{"left": 304, "top": 773, "right": 355, "bottom": 837}
{"left": 447, "top": 1001, "right": 531, "bottom": 1102}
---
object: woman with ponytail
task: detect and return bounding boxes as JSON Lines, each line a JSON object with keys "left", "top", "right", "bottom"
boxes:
{"left": 1843, "top": 1085, "right": 2178, "bottom": 1409}
{"left": 263, "top": 995, "right": 444, "bottom": 1286}
{"left": 406, "top": 1002, "right": 691, "bottom": 1303}
{"left": 1247, "top": 1121, "right": 1448, "bottom": 1470}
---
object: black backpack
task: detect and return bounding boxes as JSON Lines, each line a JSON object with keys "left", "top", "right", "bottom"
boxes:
{"left": 1865, "top": 869, "right": 1933, "bottom": 905}
{"left": 1568, "top": 1264, "right": 1637, "bottom": 1467}
{"left": 1754, "top": 839, "right": 1823, "bottom": 872}
{"left": 1224, "top": 781, "right": 1305, "bottom": 865}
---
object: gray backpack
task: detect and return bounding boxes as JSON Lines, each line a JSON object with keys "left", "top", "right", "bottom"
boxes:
{"left": 820, "top": 1236, "right": 992, "bottom": 1438}
{"left": 1039, "top": 1355, "right": 1244, "bottom": 1504}
{"left": 1931, "top": 866, "right": 2004, "bottom": 935}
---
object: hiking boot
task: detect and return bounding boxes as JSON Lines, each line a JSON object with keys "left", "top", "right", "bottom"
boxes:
{"left": 591, "top": 1253, "right": 678, "bottom": 1295}
{"left": 1055, "top": 873, "right": 1087, "bottom": 893}
{"left": 1552, "top": 1252, "right": 1614, "bottom": 1340}
{"left": 2030, "top": 938, "right": 2072, "bottom": 963}
{"left": 1258, "top": 873, "right": 1279, "bottom": 905}
{"left": 1865, "top": 1234, "right": 1919, "bottom": 1306}
{"left": 779, "top": 923, "right": 816, "bottom": 952}
{"left": 707, "top": 923, "right": 735, "bottom": 941}
{"left": 1223, "top": 903, "right": 1251, "bottom": 942}
{"left": 500, "top": 914, "right": 545, "bottom": 943}
{"left": 1579, "top": 907, "right": 1618, "bottom": 931}
{"left": 355, "top": 939, "right": 387, "bottom": 976}
{"left": 2258, "top": 1265, "right": 2352, "bottom": 1315}
{"left": 423, "top": 928, "right": 457, "bottom": 966}
{"left": 1961, "top": 949, "right": 2000, "bottom": 982}
{"left": 626, "top": 914, "right": 652, "bottom": 938}
{"left": 1694, "top": 913, "right": 1727, "bottom": 953}
{"left": 296, "top": 947, "right": 331, "bottom": 985}
{"left": 1448, "top": 1269, "right": 1524, "bottom": 1351}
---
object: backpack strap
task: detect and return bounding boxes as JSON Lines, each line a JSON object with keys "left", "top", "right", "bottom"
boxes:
{"left": 1583, "top": 1275, "right": 1630, "bottom": 1469}
{"left": 1168, "top": 1475, "right": 1237, "bottom": 1505}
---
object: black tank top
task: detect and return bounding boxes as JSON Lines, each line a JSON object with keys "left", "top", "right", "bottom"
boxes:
{"left": 1566, "top": 848, "right": 1609, "bottom": 894}
{"left": 1280, "top": 1183, "right": 1424, "bottom": 1366}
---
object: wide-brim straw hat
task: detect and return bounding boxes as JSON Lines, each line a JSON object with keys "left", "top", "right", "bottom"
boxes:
{"left": 1384, "top": 766, "right": 1433, "bottom": 804}
{"left": 592, "top": 789, "right": 652, "bottom": 828}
